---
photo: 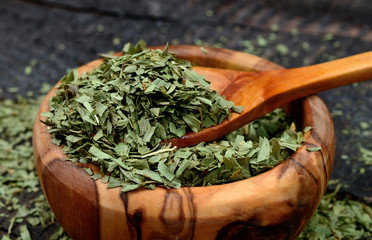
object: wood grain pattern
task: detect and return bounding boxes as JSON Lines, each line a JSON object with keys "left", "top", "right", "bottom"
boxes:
{"left": 33, "top": 45, "right": 335, "bottom": 240}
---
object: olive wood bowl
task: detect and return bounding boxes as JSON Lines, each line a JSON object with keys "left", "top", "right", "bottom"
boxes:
{"left": 33, "top": 45, "right": 335, "bottom": 240}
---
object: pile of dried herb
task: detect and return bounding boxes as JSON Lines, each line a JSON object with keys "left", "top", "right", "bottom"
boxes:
{"left": 42, "top": 41, "right": 304, "bottom": 192}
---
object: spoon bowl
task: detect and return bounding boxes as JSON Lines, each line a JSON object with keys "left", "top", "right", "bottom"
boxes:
{"left": 33, "top": 45, "right": 335, "bottom": 239}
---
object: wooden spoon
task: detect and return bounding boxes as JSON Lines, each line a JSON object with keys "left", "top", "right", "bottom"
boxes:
{"left": 168, "top": 51, "right": 372, "bottom": 148}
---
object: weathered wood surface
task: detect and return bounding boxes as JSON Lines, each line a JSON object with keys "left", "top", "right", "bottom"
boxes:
{"left": 1, "top": 0, "right": 371, "bottom": 238}
{"left": 33, "top": 46, "right": 335, "bottom": 239}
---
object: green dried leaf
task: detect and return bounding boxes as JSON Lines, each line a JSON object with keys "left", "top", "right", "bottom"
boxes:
{"left": 158, "top": 161, "right": 175, "bottom": 181}
{"left": 114, "top": 143, "right": 130, "bottom": 157}
{"left": 307, "top": 147, "right": 322, "bottom": 152}
{"left": 136, "top": 169, "right": 163, "bottom": 182}
{"left": 20, "top": 224, "right": 31, "bottom": 240}
{"left": 84, "top": 167, "right": 93, "bottom": 176}
{"left": 91, "top": 173, "right": 103, "bottom": 180}
{"left": 123, "top": 65, "right": 137, "bottom": 73}
{"left": 359, "top": 146, "right": 372, "bottom": 165}
{"left": 143, "top": 126, "right": 156, "bottom": 143}
{"left": 66, "top": 135, "right": 83, "bottom": 143}
{"left": 121, "top": 184, "right": 140, "bottom": 192}
{"left": 257, "top": 137, "right": 270, "bottom": 161}
{"left": 182, "top": 114, "right": 201, "bottom": 132}
{"left": 1, "top": 235, "right": 11, "bottom": 240}
{"left": 89, "top": 145, "right": 112, "bottom": 159}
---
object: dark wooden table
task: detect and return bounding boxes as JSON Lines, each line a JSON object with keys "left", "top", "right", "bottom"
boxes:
{"left": 1, "top": 0, "right": 371, "bottom": 238}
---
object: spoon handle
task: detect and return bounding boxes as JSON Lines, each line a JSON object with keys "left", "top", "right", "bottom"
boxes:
{"left": 255, "top": 51, "right": 372, "bottom": 104}
{"left": 224, "top": 51, "right": 372, "bottom": 133}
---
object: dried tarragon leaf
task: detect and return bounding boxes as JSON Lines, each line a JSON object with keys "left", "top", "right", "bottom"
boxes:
{"left": 42, "top": 41, "right": 305, "bottom": 192}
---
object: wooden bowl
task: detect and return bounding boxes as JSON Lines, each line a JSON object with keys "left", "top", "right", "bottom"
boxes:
{"left": 33, "top": 45, "right": 335, "bottom": 240}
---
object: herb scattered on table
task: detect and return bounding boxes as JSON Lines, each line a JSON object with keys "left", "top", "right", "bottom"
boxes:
{"left": 0, "top": 96, "right": 69, "bottom": 239}
{"left": 358, "top": 146, "right": 372, "bottom": 165}
{"left": 42, "top": 41, "right": 307, "bottom": 192}
{"left": 299, "top": 185, "right": 372, "bottom": 240}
